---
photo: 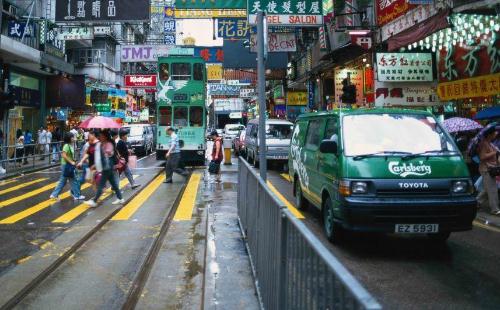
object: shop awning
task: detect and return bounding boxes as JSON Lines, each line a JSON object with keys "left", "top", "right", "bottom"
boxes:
{"left": 475, "top": 106, "right": 500, "bottom": 120}
{"left": 320, "top": 42, "right": 366, "bottom": 62}
{"left": 387, "top": 9, "right": 450, "bottom": 52}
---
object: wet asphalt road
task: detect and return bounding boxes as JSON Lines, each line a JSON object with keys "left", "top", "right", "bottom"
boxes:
{"left": 263, "top": 167, "right": 500, "bottom": 310}
{"left": 0, "top": 153, "right": 159, "bottom": 276}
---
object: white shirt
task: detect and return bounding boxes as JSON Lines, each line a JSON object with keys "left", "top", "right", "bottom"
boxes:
{"left": 70, "top": 129, "right": 78, "bottom": 138}
{"left": 38, "top": 130, "right": 47, "bottom": 144}
{"left": 46, "top": 131, "right": 52, "bottom": 144}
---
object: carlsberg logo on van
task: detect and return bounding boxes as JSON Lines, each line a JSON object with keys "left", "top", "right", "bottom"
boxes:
{"left": 388, "top": 161, "right": 432, "bottom": 178}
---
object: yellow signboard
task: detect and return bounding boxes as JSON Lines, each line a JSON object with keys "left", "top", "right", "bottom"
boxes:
{"left": 437, "top": 73, "right": 500, "bottom": 101}
{"left": 207, "top": 64, "right": 223, "bottom": 81}
{"left": 175, "top": 9, "right": 246, "bottom": 18}
{"left": 287, "top": 91, "right": 307, "bottom": 106}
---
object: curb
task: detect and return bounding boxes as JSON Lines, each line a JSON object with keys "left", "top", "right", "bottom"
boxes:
{"left": 475, "top": 212, "right": 500, "bottom": 230}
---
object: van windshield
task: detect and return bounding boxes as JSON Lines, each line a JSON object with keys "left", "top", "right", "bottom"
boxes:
{"left": 266, "top": 124, "right": 293, "bottom": 140}
{"left": 226, "top": 125, "right": 244, "bottom": 133}
{"left": 126, "top": 127, "right": 144, "bottom": 137}
{"left": 342, "top": 114, "right": 457, "bottom": 156}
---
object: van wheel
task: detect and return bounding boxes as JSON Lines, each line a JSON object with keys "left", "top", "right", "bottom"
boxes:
{"left": 294, "top": 180, "right": 308, "bottom": 210}
{"left": 323, "top": 197, "right": 344, "bottom": 244}
{"left": 428, "top": 232, "right": 451, "bottom": 243}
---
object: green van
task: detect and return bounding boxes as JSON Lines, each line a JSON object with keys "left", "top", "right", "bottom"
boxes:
{"left": 288, "top": 109, "right": 477, "bottom": 243}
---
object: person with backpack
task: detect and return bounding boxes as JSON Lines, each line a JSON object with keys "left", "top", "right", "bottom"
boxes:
{"left": 50, "top": 133, "right": 85, "bottom": 201}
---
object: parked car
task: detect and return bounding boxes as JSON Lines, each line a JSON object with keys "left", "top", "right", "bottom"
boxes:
{"left": 224, "top": 124, "right": 245, "bottom": 141}
{"left": 245, "top": 118, "right": 293, "bottom": 170}
{"left": 288, "top": 109, "right": 476, "bottom": 244}
{"left": 233, "top": 130, "right": 246, "bottom": 157}
{"left": 122, "top": 124, "right": 155, "bottom": 155}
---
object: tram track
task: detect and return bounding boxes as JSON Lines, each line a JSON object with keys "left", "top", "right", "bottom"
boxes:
{"left": 0, "top": 167, "right": 190, "bottom": 310}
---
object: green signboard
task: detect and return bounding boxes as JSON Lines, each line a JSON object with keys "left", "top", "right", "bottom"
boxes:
{"left": 95, "top": 103, "right": 111, "bottom": 112}
{"left": 248, "top": 0, "right": 323, "bottom": 26}
{"left": 175, "top": 0, "right": 246, "bottom": 9}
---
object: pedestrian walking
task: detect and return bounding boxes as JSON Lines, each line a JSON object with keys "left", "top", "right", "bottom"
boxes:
{"left": 116, "top": 130, "right": 140, "bottom": 189}
{"left": 13, "top": 129, "right": 24, "bottom": 167}
{"left": 208, "top": 130, "right": 223, "bottom": 180}
{"left": 50, "top": 133, "right": 85, "bottom": 201}
{"left": 477, "top": 125, "right": 500, "bottom": 216}
{"left": 77, "top": 130, "right": 99, "bottom": 188}
{"left": 164, "top": 127, "right": 188, "bottom": 183}
{"left": 23, "top": 129, "right": 33, "bottom": 164}
{"left": 38, "top": 126, "right": 48, "bottom": 160}
{"left": 51, "top": 127, "right": 61, "bottom": 163}
{"left": 84, "top": 129, "right": 124, "bottom": 207}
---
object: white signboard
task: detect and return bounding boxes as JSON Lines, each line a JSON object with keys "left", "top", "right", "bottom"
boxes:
{"left": 375, "top": 81, "right": 440, "bottom": 107}
{"left": 376, "top": 53, "right": 433, "bottom": 82}
{"left": 57, "top": 27, "right": 94, "bottom": 40}
{"left": 94, "top": 26, "right": 111, "bottom": 35}
{"left": 381, "top": 4, "right": 441, "bottom": 42}
{"left": 121, "top": 46, "right": 194, "bottom": 62}
{"left": 250, "top": 33, "right": 297, "bottom": 53}
{"left": 214, "top": 98, "right": 244, "bottom": 112}
{"left": 240, "top": 88, "right": 256, "bottom": 98}
{"left": 334, "top": 69, "right": 364, "bottom": 104}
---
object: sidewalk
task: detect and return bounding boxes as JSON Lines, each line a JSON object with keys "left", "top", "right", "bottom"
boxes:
{"left": 0, "top": 157, "right": 59, "bottom": 180}
{"left": 476, "top": 210, "right": 500, "bottom": 230}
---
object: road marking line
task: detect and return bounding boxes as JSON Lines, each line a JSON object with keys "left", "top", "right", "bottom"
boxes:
{"left": 52, "top": 177, "right": 134, "bottom": 224}
{"left": 267, "top": 181, "right": 305, "bottom": 219}
{"left": 473, "top": 220, "right": 500, "bottom": 233}
{"left": 0, "top": 183, "right": 93, "bottom": 224}
{"left": 0, "top": 178, "right": 48, "bottom": 196}
{"left": 0, "top": 182, "right": 59, "bottom": 209}
{"left": 0, "top": 179, "right": 19, "bottom": 187}
{"left": 112, "top": 174, "right": 165, "bottom": 221}
{"left": 173, "top": 173, "right": 202, "bottom": 221}
{"left": 280, "top": 173, "right": 291, "bottom": 182}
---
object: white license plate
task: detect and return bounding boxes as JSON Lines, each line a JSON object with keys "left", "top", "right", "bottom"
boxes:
{"left": 395, "top": 224, "right": 439, "bottom": 234}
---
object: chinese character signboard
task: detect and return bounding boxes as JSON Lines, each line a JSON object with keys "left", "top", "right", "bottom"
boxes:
{"left": 376, "top": 0, "right": 415, "bottom": 26}
{"left": 376, "top": 53, "right": 433, "bottom": 82}
{"left": 248, "top": 0, "right": 323, "bottom": 26}
{"left": 334, "top": 69, "right": 363, "bottom": 104}
{"left": 124, "top": 75, "right": 157, "bottom": 88}
{"left": 207, "top": 64, "right": 223, "bottom": 81}
{"left": 176, "top": 0, "right": 245, "bottom": 9}
{"left": 55, "top": 0, "right": 150, "bottom": 22}
{"left": 175, "top": 9, "right": 246, "bottom": 18}
{"left": 437, "top": 73, "right": 500, "bottom": 101}
{"left": 209, "top": 84, "right": 240, "bottom": 96}
{"left": 39, "top": 21, "right": 65, "bottom": 58}
{"left": 438, "top": 33, "right": 500, "bottom": 82}
{"left": 195, "top": 47, "right": 224, "bottom": 63}
{"left": 163, "top": 6, "right": 176, "bottom": 45}
{"left": 375, "top": 81, "right": 439, "bottom": 106}
{"left": 250, "top": 33, "right": 297, "bottom": 52}
{"left": 57, "top": 27, "right": 94, "bottom": 40}
{"left": 287, "top": 91, "right": 307, "bottom": 105}
{"left": 218, "top": 18, "right": 253, "bottom": 39}
{"left": 8, "top": 21, "right": 34, "bottom": 38}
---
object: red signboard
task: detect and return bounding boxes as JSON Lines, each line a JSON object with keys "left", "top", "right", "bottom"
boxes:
{"left": 376, "top": 0, "right": 415, "bottom": 27}
{"left": 438, "top": 32, "right": 500, "bottom": 83}
{"left": 124, "top": 74, "right": 157, "bottom": 87}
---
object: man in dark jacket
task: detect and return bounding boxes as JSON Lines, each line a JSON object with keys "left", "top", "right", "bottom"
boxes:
{"left": 116, "top": 130, "right": 140, "bottom": 189}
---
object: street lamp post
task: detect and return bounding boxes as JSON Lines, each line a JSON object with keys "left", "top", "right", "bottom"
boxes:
{"left": 257, "top": 10, "right": 267, "bottom": 181}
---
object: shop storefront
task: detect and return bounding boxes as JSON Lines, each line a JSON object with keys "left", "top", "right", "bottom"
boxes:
{"left": 286, "top": 91, "right": 307, "bottom": 121}
{"left": 46, "top": 75, "right": 86, "bottom": 132}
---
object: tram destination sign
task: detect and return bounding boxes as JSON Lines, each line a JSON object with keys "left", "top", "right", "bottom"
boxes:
{"left": 248, "top": 0, "right": 323, "bottom": 26}
{"left": 55, "top": 0, "right": 150, "bottom": 22}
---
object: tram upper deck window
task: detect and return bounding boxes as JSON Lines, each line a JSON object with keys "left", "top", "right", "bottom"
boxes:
{"left": 172, "top": 63, "right": 191, "bottom": 80}
{"left": 159, "top": 106, "right": 172, "bottom": 126}
{"left": 193, "top": 63, "right": 204, "bottom": 81}
{"left": 159, "top": 63, "right": 169, "bottom": 81}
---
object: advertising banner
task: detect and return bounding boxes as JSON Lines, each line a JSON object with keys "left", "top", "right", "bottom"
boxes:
{"left": 175, "top": 9, "right": 246, "bottom": 18}
{"left": 209, "top": 84, "right": 240, "bottom": 96}
{"left": 120, "top": 45, "right": 191, "bottom": 62}
{"left": 334, "top": 69, "right": 364, "bottom": 104}
{"left": 217, "top": 18, "right": 253, "bottom": 39}
{"left": 175, "top": 0, "right": 246, "bottom": 9}
{"left": 376, "top": 53, "right": 433, "bottom": 82}
{"left": 376, "top": 0, "right": 415, "bottom": 26}
{"left": 214, "top": 98, "right": 245, "bottom": 112}
{"left": 124, "top": 75, "right": 157, "bottom": 88}
{"left": 57, "top": 27, "right": 94, "bottom": 40}
{"left": 55, "top": 0, "right": 150, "bottom": 22}
{"left": 437, "top": 73, "right": 500, "bottom": 101}
{"left": 94, "top": 26, "right": 111, "bottom": 35}
{"left": 250, "top": 33, "right": 297, "bottom": 52}
{"left": 195, "top": 47, "right": 224, "bottom": 63}
{"left": 287, "top": 91, "right": 307, "bottom": 105}
{"left": 8, "top": 21, "right": 34, "bottom": 38}
{"left": 375, "top": 81, "right": 439, "bottom": 107}
{"left": 381, "top": 4, "right": 441, "bottom": 42}
{"left": 40, "top": 21, "right": 65, "bottom": 58}
{"left": 207, "top": 64, "right": 223, "bottom": 81}
{"left": 248, "top": 0, "right": 323, "bottom": 26}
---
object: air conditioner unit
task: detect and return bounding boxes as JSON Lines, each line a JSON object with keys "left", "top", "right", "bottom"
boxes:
{"left": 8, "top": 5, "right": 18, "bottom": 16}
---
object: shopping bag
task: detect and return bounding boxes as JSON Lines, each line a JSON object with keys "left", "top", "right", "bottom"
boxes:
{"left": 128, "top": 155, "right": 137, "bottom": 169}
{"left": 85, "top": 168, "right": 93, "bottom": 182}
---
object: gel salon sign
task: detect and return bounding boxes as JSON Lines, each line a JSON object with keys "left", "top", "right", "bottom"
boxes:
{"left": 124, "top": 75, "right": 157, "bottom": 88}
{"left": 389, "top": 161, "right": 431, "bottom": 178}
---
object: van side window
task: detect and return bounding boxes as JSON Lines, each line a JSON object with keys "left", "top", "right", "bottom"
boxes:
{"left": 324, "top": 118, "right": 338, "bottom": 141}
{"left": 291, "top": 121, "right": 307, "bottom": 147}
{"left": 305, "top": 120, "right": 323, "bottom": 149}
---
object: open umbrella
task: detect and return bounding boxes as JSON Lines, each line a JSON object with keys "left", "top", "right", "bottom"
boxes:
{"left": 442, "top": 117, "right": 483, "bottom": 133}
{"left": 467, "top": 122, "right": 498, "bottom": 158}
{"left": 79, "top": 116, "right": 122, "bottom": 129}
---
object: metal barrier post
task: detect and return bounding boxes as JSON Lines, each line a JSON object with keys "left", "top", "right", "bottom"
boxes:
{"left": 278, "top": 212, "right": 288, "bottom": 309}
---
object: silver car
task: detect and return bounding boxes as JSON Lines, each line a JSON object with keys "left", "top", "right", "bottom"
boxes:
{"left": 123, "top": 124, "right": 155, "bottom": 155}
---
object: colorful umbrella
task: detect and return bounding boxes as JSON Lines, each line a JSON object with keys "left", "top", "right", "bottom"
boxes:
{"left": 467, "top": 122, "right": 498, "bottom": 158}
{"left": 442, "top": 117, "right": 483, "bottom": 133}
{"left": 79, "top": 116, "right": 122, "bottom": 129}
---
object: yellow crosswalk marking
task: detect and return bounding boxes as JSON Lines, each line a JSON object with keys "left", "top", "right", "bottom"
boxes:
{"left": 0, "top": 182, "right": 59, "bottom": 209}
{"left": 52, "top": 178, "right": 132, "bottom": 224}
{"left": 0, "top": 178, "right": 48, "bottom": 196}
{"left": 112, "top": 174, "right": 165, "bottom": 221}
{"left": 173, "top": 173, "right": 202, "bottom": 221}
{"left": 0, "top": 179, "right": 19, "bottom": 187}
{"left": 267, "top": 181, "right": 305, "bottom": 219}
{"left": 0, "top": 183, "right": 93, "bottom": 224}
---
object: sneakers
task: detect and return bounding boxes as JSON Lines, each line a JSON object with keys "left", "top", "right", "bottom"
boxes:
{"left": 112, "top": 199, "right": 125, "bottom": 205}
{"left": 49, "top": 195, "right": 60, "bottom": 201}
{"left": 84, "top": 199, "right": 97, "bottom": 208}
{"left": 73, "top": 195, "right": 85, "bottom": 201}
{"left": 131, "top": 184, "right": 141, "bottom": 189}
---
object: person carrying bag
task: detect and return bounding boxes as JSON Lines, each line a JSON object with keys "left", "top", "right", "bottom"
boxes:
{"left": 477, "top": 125, "right": 500, "bottom": 216}
{"left": 208, "top": 130, "right": 223, "bottom": 177}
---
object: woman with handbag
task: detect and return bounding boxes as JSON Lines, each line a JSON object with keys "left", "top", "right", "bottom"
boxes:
{"left": 50, "top": 133, "right": 85, "bottom": 201}
{"left": 477, "top": 126, "right": 500, "bottom": 216}
{"left": 85, "top": 129, "right": 124, "bottom": 207}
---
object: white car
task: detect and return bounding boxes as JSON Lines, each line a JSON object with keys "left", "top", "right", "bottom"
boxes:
{"left": 223, "top": 124, "right": 245, "bottom": 141}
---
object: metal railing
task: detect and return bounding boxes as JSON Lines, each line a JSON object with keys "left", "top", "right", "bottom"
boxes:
{"left": 237, "top": 158, "right": 382, "bottom": 310}
{"left": 0, "top": 142, "right": 81, "bottom": 176}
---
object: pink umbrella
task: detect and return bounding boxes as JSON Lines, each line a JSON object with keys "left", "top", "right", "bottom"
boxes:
{"left": 79, "top": 116, "right": 122, "bottom": 129}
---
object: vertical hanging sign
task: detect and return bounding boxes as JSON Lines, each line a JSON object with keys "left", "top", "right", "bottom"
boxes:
{"left": 163, "top": 6, "right": 176, "bottom": 45}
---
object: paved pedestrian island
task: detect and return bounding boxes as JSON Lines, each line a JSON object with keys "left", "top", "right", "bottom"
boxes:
{"left": 0, "top": 159, "right": 259, "bottom": 309}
